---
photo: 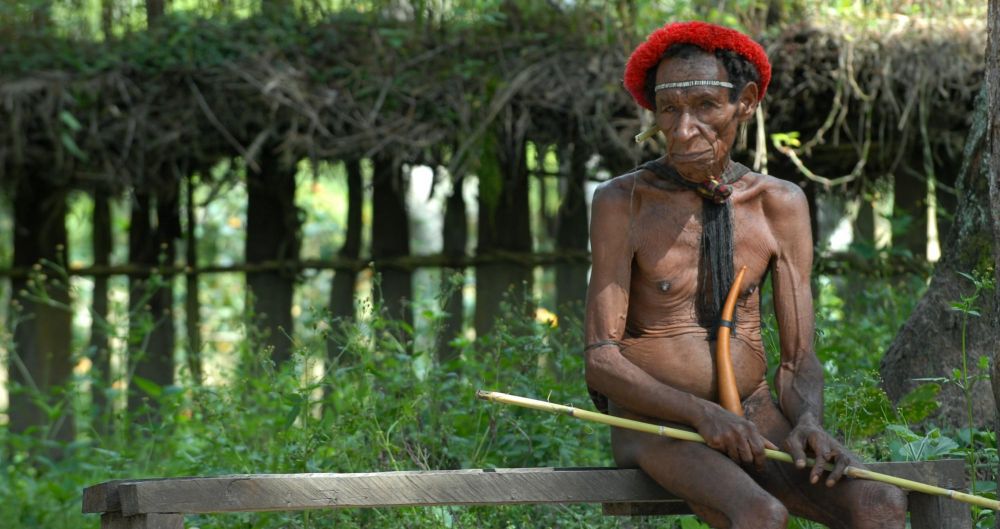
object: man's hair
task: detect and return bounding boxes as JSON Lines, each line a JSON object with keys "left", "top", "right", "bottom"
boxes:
{"left": 643, "top": 43, "right": 761, "bottom": 108}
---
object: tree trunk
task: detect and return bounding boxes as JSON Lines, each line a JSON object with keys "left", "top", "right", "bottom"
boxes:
{"left": 127, "top": 192, "right": 154, "bottom": 412}
{"left": 146, "top": 0, "right": 164, "bottom": 25}
{"left": 127, "top": 182, "right": 180, "bottom": 415}
{"left": 475, "top": 109, "right": 533, "bottom": 336}
{"left": 246, "top": 153, "right": 300, "bottom": 366}
{"left": 892, "top": 170, "right": 928, "bottom": 261}
{"left": 880, "top": 84, "right": 997, "bottom": 427}
{"left": 555, "top": 139, "right": 589, "bottom": 317}
{"left": 327, "top": 159, "right": 363, "bottom": 361}
{"left": 9, "top": 177, "right": 73, "bottom": 443}
{"left": 31, "top": 0, "right": 52, "bottom": 30}
{"left": 101, "top": 0, "right": 114, "bottom": 40}
{"left": 371, "top": 156, "right": 413, "bottom": 328}
{"left": 984, "top": 5, "right": 1000, "bottom": 529}
{"left": 90, "top": 187, "right": 113, "bottom": 434}
{"left": 438, "top": 174, "right": 468, "bottom": 363}
{"left": 184, "top": 175, "right": 201, "bottom": 385}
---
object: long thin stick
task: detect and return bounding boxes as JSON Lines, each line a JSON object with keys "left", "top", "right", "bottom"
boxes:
{"left": 476, "top": 390, "right": 999, "bottom": 511}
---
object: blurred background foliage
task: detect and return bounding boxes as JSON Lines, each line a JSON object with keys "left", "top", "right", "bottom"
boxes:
{"left": 0, "top": 1, "right": 995, "bottom": 528}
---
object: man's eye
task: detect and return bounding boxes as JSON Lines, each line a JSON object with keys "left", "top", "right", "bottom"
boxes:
{"left": 701, "top": 101, "right": 717, "bottom": 110}
{"left": 661, "top": 106, "right": 677, "bottom": 113}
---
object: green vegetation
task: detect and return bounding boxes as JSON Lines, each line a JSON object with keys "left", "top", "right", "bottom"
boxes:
{"left": 1, "top": 269, "right": 994, "bottom": 529}
{"left": 1, "top": 1, "right": 995, "bottom": 528}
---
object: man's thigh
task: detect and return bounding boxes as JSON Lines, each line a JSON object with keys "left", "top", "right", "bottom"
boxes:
{"left": 744, "top": 388, "right": 906, "bottom": 528}
{"left": 612, "top": 422, "right": 783, "bottom": 528}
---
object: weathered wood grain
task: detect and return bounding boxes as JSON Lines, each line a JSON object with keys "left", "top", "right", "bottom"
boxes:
{"left": 902, "top": 459, "right": 971, "bottom": 529}
{"left": 83, "top": 460, "right": 972, "bottom": 529}
{"left": 85, "top": 480, "right": 128, "bottom": 513}
{"left": 909, "top": 491, "right": 973, "bottom": 529}
{"left": 116, "top": 468, "right": 672, "bottom": 515}
{"left": 84, "top": 478, "right": 201, "bottom": 513}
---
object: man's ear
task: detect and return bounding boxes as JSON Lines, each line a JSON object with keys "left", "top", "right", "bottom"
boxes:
{"left": 737, "top": 81, "right": 759, "bottom": 121}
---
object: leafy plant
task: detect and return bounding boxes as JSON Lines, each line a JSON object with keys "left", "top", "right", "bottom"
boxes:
{"left": 2, "top": 270, "right": 995, "bottom": 528}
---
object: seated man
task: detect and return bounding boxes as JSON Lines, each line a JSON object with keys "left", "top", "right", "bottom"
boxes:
{"left": 583, "top": 21, "right": 906, "bottom": 529}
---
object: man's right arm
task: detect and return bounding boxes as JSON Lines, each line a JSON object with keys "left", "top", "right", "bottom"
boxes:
{"left": 584, "top": 181, "right": 707, "bottom": 427}
{"left": 584, "top": 179, "right": 771, "bottom": 468}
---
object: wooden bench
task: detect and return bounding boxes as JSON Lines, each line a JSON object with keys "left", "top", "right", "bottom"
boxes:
{"left": 83, "top": 460, "right": 971, "bottom": 529}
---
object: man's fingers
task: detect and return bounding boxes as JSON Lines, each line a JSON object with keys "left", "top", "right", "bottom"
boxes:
{"left": 785, "top": 435, "right": 807, "bottom": 469}
{"left": 726, "top": 442, "right": 742, "bottom": 463}
{"left": 764, "top": 439, "right": 779, "bottom": 451}
{"left": 826, "top": 454, "right": 849, "bottom": 487}
{"left": 808, "top": 438, "right": 830, "bottom": 484}
{"left": 751, "top": 436, "right": 768, "bottom": 471}
{"left": 736, "top": 440, "right": 754, "bottom": 465}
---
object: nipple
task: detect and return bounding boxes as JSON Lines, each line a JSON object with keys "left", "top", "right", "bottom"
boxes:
{"left": 742, "top": 284, "right": 757, "bottom": 297}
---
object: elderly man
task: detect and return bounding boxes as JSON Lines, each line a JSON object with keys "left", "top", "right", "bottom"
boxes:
{"left": 584, "top": 22, "right": 906, "bottom": 528}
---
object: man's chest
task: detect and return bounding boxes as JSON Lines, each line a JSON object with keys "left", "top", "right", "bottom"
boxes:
{"left": 630, "top": 199, "right": 778, "bottom": 282}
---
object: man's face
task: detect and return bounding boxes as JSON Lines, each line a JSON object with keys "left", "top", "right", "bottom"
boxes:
{"left": 653, "top": 51, "right": 754, "bottom": 182}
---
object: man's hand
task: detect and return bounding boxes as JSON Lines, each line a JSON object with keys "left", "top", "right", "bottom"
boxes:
{"left": 784, "top": 418, "right": 860, "bottom": 487}
{"left": 693, "top": 403, "right": 778, "bottom": 471}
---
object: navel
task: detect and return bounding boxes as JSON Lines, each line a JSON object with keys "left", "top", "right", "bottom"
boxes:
{"left": 657, "top": 280, "right": 672, "bottom": 293}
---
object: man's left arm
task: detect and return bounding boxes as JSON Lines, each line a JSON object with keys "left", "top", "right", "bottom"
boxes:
{"left": 768, "top": 181, "right": 858, "bottom": 487}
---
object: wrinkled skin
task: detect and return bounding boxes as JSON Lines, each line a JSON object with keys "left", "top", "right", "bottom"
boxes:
{"left": 584, "top": 51, "right": 906, "bottom": 529}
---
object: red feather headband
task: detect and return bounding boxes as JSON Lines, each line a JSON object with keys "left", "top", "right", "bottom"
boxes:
{"left": 624, "top": 21, "right": 772, "bottom": 111}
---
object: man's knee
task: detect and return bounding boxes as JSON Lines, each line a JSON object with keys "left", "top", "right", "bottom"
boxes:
{"left": 729, "top": 494, "right": 788, "bottom": 529}
{"left": 851, "top": 483, "right": 907, "bottom": 528}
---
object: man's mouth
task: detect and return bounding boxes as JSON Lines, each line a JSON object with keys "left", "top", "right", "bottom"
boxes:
{"left": 669, "top": 150, "right": 714, "bottom": 162}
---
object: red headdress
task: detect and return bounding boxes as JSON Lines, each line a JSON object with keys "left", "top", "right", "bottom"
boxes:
{"left": 624, "top": 21, "right": 772, "bottom": 111}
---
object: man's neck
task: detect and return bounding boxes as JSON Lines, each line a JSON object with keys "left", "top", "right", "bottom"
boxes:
{"left": 660, "top": 156, "right": 733, "bottom": 185}
{"left": 642, "top": 157, "right": 748, "bottom": 205}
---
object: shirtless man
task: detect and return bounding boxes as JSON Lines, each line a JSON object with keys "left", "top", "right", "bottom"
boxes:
{"left": 584, "top": 22, "right": 906, "bottom": 528}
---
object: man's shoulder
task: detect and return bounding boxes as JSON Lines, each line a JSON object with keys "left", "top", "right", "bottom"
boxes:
{"left": 744, "top": 172, "right": 811, "bottom": 238}
{"left": 744, "top": 171, "right": 807, "bottom": 209}
{"left": 592, "top": 169, "right": 643, "bottom": 206}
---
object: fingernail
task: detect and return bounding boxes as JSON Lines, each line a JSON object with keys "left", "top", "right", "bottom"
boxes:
{"left": 797, "top": 460, "right": 805, "bottom": 468}
{"left": 827, "top": 479, "right": 834, "bottom": 487}
{"left": 810, "top": 475, "right": 818, "bottom": 484}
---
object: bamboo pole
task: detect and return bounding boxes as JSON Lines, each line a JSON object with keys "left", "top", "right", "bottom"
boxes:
{"left": 476, "top": 390, "right": 999, "bottom": 511}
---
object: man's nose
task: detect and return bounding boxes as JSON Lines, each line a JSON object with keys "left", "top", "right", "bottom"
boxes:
{"left": 671, "top": 111, "right": 700, "bottom": 143}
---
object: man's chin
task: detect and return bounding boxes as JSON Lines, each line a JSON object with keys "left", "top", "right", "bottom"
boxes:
{"left": 673, "top": 161, "right": 724, "bottom": 182}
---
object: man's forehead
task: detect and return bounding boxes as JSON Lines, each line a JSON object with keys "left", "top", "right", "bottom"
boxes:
{"left": 655, "top": 53, "right": 728, "bottom": 83}
{"left": 655, "top": 85, "right": 729, "bottom": 104}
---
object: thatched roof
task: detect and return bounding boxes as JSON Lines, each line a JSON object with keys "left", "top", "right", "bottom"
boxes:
{"left": 0, "top": 11, "right": 985, "bottom": 195}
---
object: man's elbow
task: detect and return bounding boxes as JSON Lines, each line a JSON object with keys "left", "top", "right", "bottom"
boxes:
{"left": 777, "top": 353, "right": 824, "bottom": 383}
{"left": 584, "top": 347, "right": 617, "bottom": 390}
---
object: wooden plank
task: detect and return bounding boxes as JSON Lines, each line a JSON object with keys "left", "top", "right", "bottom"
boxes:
{"left": 101, "top": 512, "right": 184, "bottom": 529}
{"left": 866, "top": 459, "right": 965, "bottom": 488}
{"left": 85, "top": 481, "right": 127, "bottom": 513}
{"left": 88, "top": 460, "right": 969, "bottom": 523}
{"left": 84, "top": 478, "right": 201, "bottom": 513}
{"left": 118, "top": 468, "right": 675, "bottom": 515}
{"left": 903, "top": 459, "right": 971, "bottom": 529}
{"left": 909, "top": 493, "right": 973, "bottom": 529}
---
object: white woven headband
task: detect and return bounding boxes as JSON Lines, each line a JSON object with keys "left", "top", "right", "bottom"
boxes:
{"left": 655, "top": 80, "right": 734, "bottom": 91}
